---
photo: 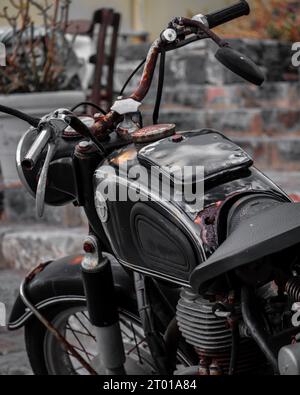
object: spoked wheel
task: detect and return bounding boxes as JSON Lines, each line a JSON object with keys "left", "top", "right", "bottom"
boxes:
{"left": 25, "top": 302, "right": 158, "bottom": 375}
{"left": 25, "top": 302, "right": 189, "bottom": 375}
{"left": 44, "top": 306, "right": 156, "bottom": 375}
{"left": 25, "top": 301, "right": 191, "bottom": 375}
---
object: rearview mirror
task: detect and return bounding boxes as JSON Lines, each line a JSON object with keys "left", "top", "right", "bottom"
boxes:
{"left": 215, "top": 46, "right": 265, "bottom": 86}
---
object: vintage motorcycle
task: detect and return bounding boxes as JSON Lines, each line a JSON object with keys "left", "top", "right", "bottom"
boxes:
{"left": 4, "top": 0, "right": 300, "bottom": 375}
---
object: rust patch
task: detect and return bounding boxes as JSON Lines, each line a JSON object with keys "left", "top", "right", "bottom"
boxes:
{"left": 26, "top": 261, "right": 52, "bottom": 282}
{"left": 91, "top": 39, "right": 163, "bottom": 141}
{"left": 195, "top": 203, "right": 222, "bottom": 253}
{"left": 70, "top": 255, "right": 84, "bottom": 265}
{"left": 92, "top": 111, "right": 121, "bottom": 140}
{"left": 110, "top": 148, "right": 137, "bottom": 166}
{"left": 130, "top": 39, "right": 161, "bottom": 102}
{"left": 132, "top": 124, "right": 176, "bottom": 144}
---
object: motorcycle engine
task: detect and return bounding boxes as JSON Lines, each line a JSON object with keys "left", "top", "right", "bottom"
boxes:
{"left": 176, "top": 289, "right": 262, "bottom": 375}
{"left": 176, "top": 194, "right": 300, "bottom": 375}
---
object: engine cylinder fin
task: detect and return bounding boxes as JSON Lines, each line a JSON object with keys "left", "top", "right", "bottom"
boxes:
{"left": 177, "top": 289, "right": 263, "bottom": 375}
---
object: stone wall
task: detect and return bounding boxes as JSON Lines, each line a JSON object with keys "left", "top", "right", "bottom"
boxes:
{"left": 114, "top": 38, "right": 300, "bottom": 172}
{"left": 2, "top": 38, "right": 300, "bottom": 227}
{"left": 1, "top": 37, "right": 300, "bottom": 269}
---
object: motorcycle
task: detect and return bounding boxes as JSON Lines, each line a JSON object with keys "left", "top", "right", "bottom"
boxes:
{"left": 4, "top": 0, "right": 300, "bottom": 375}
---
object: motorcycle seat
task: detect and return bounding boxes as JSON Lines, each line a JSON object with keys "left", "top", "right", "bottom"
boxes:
{"left": 191, "top": 202, "right": 300, "bottom": 292}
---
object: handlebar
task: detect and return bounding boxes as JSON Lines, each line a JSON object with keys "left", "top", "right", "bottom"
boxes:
{"left": 0, "top": 104, "right": 40, "bottom": 127}
{"left": 93, "top": 1, "right": 252, "bottom": 138}
{"left": 20, "top": 111, "right": 107, "bottom": 172}
{"left": 2, "top": 0, "right": 252, "bottom": 153}
{"left": 22, "top": 127, "right": 52, "bottom": 170}
{"left": 205, "top": 1, "right": 250, "bottom": 29}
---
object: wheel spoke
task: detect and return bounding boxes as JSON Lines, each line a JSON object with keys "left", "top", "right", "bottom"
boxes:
{"left": 68, "top": 332, "right": 92, "bottom": 361}
{"left": 66, "top": 325, "right": 97, "bottom": 342}
{"left": 66, "top": 345, "right": 95, "bottom": 359}
{"left": 72, "top": 313, "right": 96, "bottom": 340}
{"left": 129, "top": 321, "right": 143, "bottom": 364}
{"left": 45, "top": 308, "right": 157, "bottom": 375}
{"left": 126, "top": 337, "right": 146, "bottom": 356}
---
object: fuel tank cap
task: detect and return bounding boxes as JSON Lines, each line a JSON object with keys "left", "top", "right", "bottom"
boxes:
{"left": 132, "top": 124, "right": 176, "bottom": 144}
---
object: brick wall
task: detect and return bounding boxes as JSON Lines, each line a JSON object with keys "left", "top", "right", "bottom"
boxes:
{"left": 115, "top": 38, "right": 300, "bottom": 172}
{"left": 3, "top": 37, "right": 300, "bottom": 225}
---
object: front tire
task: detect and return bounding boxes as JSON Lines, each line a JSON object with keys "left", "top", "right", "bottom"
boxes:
{"left": 25, "top": 301, "right": 156, "bottom": 375}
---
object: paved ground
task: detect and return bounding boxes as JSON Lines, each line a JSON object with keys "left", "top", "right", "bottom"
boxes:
{"left": 0, "top": 269, "right": 32, "bottom": 375}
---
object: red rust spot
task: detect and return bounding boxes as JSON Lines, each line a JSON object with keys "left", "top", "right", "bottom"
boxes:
{"left": 26, "top": 261, "right": 52, "bottom": 282}
{"left": 70, "top": 255, "right": 83, "bottom": 265}
{"left": 130, "top": 40, "right": 160, "bottom": 102}
{"left": 132, "top": 124, "right": 175, "bottom": 144}
{"left": 290, "top": 194, "right": 300, "bottom": 202}
{"left": 171, "top": 134, "right": 184, "bottom": 143}
{"left": 110, "top": 148, "right": 137, "bottom": 166}
{"left": 92, "top": 111, "right": 121, "bottom": 140}
{"left": 216, "top": 200, "right": 223, "bottom": 208}
{"left": 91, "top": 40, "right": 162, "bottom": 141}
{"left": 195, "top": 203, "right": 222, "bottom": 251}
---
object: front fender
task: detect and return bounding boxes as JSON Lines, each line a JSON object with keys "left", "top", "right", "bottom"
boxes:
{"left": 8, "top": 254, "right": 136, "bottom": 330}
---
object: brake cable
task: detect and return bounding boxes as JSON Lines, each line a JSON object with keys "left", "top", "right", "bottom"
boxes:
{"left": 71, "top": 102, "right": 107, "bottom": 115}
{"left": 153, "top": 49, "right": 166, "bottom": 125}
{"left": 119, "top": 58, "right": 146, "bottom": 97}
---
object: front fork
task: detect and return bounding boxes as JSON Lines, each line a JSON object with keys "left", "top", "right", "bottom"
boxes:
{"left": 81, "top": 235, "right": 126, "bottom": 375}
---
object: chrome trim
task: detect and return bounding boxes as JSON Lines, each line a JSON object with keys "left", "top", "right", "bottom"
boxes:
{"left": 16, "top": 127, "right": 37, "bottom": 198}
{"left": 8, "top": 296, "right": 86, "bottom": 330}
{"left": 119, "top": 259, "right": 191, "bottom": 287}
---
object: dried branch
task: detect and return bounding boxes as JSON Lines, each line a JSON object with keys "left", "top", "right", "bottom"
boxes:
{"left": 0, "top": 0, "right": 80, "bottom": 94}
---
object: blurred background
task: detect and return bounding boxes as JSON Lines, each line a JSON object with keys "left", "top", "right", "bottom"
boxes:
{"left": 0, "top": 0, "right": 300, "bottom": 373}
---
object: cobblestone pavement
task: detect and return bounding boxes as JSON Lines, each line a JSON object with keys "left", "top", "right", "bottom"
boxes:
{"left": 0, "top": 269, "right": 32, "bottom": 375}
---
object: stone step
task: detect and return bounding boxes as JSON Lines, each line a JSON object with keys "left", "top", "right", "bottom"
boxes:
{"left": 1, "top": 172, "right": 299, "bottom": 272}
{"left": 266, "top": 171, "right": 300, "bottom": 201}
{"left": 143, "top": 106, "right": 300, "bottom": 136}
{"left": 0, "top": 225, "right": 86, "bottom": 270}
{"left": 1, "top": 183, "right": 88, "bottom": 230}
{"left": 142, "top": 106, "right": 300, "bottom": 171}
{"left": 230, "top": 136, "right": 300, "bottom": 171}
{"left": 116, "top": 39, "right": 297, "bottom": 92}
{"left": 145, "top": 83, "right": 300, "bottom": 110}
{"left": 116, "top": 59, "right": 300, "bottom": 110}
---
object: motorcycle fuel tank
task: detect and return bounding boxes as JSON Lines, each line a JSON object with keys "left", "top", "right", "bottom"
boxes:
{"left": 94, "top": 129, "right": 289, "bottom": 286}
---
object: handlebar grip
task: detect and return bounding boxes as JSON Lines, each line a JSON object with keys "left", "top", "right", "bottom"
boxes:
{"left": 22, "top": 127, "right": 52, "bottom": 170}
{"left": 205, "top": 1, "right": 250, "bottom": 29}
